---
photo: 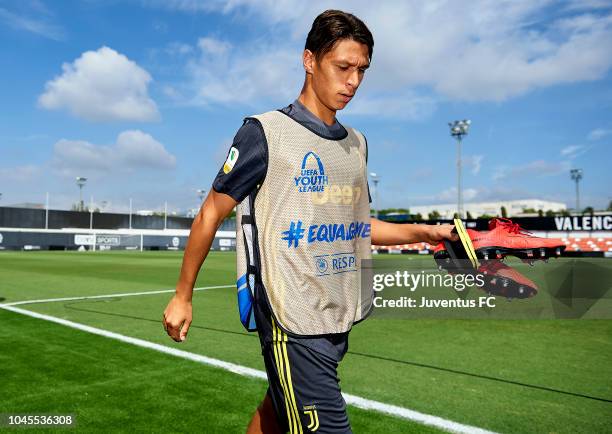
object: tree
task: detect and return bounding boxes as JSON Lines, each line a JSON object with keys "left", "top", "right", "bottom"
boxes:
{"left": 582, "top": 206, "right": 594, "bottom": 215}
{"left": 538, "top": 209, "right": 544, "bottom": 217}
{"left": 479, "top": 214, "right": 494, "bottom": 219}
{"left": 466, "top": 211, "right": 473, "bottom": 219}
{"left": 501, "top": 206, "right": 508, "bottom": 218}
{"left": 545, "top": 209, "right": 555, "bottom": 217}
{"left": 413, "top": 213, "right": 423, "bottom": 221}
{"left": 608, "top": 200, "right": 612, "bottom": 212}
{"left": 71, "top": 202, "right": 85, "bottom": 212}
{"left": 428, "top": 210, "right": 441, "bottom": 220}
{"left": 560, "top": 209, "right": 571, "bottom": 216}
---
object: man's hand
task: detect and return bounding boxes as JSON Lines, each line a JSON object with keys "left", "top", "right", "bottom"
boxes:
{"left": 163, "top": 294, "right": 192, "bottom": 342}
{"left": 422, "top": 224, "right": 459, "bottom": 245}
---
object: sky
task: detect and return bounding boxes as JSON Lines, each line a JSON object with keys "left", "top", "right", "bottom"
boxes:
{"left": 0, "top": 0, "right": 611, "bottom": 214}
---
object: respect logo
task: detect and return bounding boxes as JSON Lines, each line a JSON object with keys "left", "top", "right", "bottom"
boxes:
{"left": 295, "top": 151, "right": 329, "bottom": 193}
{"left": 314, "top": 252, "right": 356, "bottom": 276}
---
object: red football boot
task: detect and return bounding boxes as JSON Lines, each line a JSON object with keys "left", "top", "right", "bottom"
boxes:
{"left": 433, "top": 242, "right": 446, "bottom": 257}
{"left": 467, "top": 218, "right": 565, "bottom": 261}
{"left": 433, "top": 240, "right": 479, "bottom": 273}
{"left": 477, "top": 259, "right": 538, "bottom": 299}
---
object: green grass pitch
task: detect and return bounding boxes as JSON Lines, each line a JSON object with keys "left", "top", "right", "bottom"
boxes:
{"left": 1, "top": 250, "right": 611, "bottom": 433}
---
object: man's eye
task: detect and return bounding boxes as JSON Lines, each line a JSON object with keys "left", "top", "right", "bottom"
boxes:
{"left": 339, "top": 65, "right": 349, "bottom": 70}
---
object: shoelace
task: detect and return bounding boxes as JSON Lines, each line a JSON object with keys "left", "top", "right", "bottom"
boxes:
{"left": 491, "top": 218, "right": 532, "bottom": 235}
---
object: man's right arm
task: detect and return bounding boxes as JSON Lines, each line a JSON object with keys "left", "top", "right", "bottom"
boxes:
{"left": 163, "top": 117, "right": 268, "bottom": 343}
{"left": 163, "top": 190, "right": 237, "bottom": 342}
{"left": 176, "top": 190, "right": 238, "bottom": 302}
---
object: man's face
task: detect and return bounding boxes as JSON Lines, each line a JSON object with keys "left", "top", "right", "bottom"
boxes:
{"left": 306, "top": 38, "right": 370, "bottom": 111}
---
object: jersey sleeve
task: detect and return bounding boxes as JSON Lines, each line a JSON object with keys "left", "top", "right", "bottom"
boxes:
{"left": 212, "top": 118, "right": 268, "bottom": 202}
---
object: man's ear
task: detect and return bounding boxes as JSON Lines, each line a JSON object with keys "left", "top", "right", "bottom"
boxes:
{"left": 303, "top": 49, "right": 315, "bottom": 74}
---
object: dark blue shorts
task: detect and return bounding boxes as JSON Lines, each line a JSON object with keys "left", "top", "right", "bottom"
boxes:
{"left": 253, "top": 285, "right": 352, "bottom": 434}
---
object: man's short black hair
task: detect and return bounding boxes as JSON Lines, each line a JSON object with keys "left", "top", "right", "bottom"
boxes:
{"left": 305, "top": 10, "right": 374, "bottom": 61}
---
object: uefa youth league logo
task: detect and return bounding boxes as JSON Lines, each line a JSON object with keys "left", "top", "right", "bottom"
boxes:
{"left": 295, "top": 151, "right": 329, "bottom": 193}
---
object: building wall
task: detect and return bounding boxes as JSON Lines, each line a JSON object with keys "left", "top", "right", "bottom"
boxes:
{"left": 410, "top": 199, "right": 567, "bottom": 219}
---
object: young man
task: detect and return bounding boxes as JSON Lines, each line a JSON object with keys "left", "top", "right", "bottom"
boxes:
{"left": 163, "top": 10, "right": 457, "bottom": 434}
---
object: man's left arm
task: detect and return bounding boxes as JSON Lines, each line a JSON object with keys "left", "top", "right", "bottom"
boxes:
{"left": 370, "top": 218, "right": 459, "bottom": 246}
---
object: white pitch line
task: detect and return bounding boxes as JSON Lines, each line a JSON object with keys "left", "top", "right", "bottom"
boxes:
{"left": 0, "top": 284, "right": 234, "bottom": 307}
{"left": 0, "top": 304, "right": 497, "bottom": 434}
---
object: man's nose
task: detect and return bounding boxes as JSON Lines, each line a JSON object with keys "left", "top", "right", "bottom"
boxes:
{"left": 347, "top": 69, "right": 360, "bottom": 89}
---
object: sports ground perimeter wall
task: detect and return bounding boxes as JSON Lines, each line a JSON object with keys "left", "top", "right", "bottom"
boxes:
{"left": 0, "top": 228, "right": 236, "bottom": 252}
{"left": 0, "top": 206, "right": 238, "bottom": 251}
{"left": 0, "top": 206, "right": 236, "bottom": 231}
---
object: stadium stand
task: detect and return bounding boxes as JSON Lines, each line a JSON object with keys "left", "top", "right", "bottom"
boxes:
{"left": 562, "top": 237, "right": 612, "bottom": 252}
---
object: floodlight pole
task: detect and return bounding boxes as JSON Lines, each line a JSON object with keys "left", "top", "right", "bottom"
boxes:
{"left": 457, "top": 135, "right": 462, "bottom": 219}
{"left": 89, "top": 195, "right": 94, "bottom": 230}
{"left": 370, "top": 173, "right": 380, "bottom": 219}
{"left": 45, "top": 192, "right": 49, "bottom": 229}
{"left": 129, "top": 197, "right": 133, "bottom": 230}
{"left": 164, "top": 201, "right": 168, "bottom": 230}
{"left": 449, "top": 120, "right": 471, "bottom": 219}
{"left": 76, "top": 177, "right": 87, "bottom": 211}
{"left": 196, "top": 189, "right": 206, "bottom": 217}
{"left": 570, "top": 169, "right": 583, "bottom": 212}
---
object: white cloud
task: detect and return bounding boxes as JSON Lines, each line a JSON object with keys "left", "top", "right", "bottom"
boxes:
{"left": 0, "top": 6, "right": 64, "bottom": 40}
{"left": 152, "top": 0, "right": 612, "bottom": 115}
{"left": 435, "top": 186, "right": 479, "bottom": 202}
{"left": 588, "top": 128, "right": 612, "bottom": 140}
{"left": 162, "top": 85, "right": 182, "bottom": 100}
{"left": 563, "top": 0, "right": 612, "bottom": 12}
{"left": 165, "top": 41, "right": 194, "bottom": 56}
{"left": 560, "top": 144, "right": 592, "bottom": 159}
{"left": 187, "top": 37, "right": 302, "bottom": 106}
{"left": 410, "top": 184, "right": 538, "bottom": 205}
{"left": 463, "top": 155, "right": 484, "bottom": 175}
{"left": 115, "top": 130, "right": 176, "bottom": 169}
{"left": 38, "top": 47, "right": 160, "bottom": 122}
{"left": 343, "top": 92, "right": 437, "bottom": 120}
{"left": 0, "top": 164, "right": 41, "bottom": 182}
{"left": 493, "top": 159, "right": 571, "bottom": 181}
{"left": 197, "top": 37, "right": 231, "bottom": 55}
{"left": 51, "top": 130, "right": 176, "bottom": 177}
